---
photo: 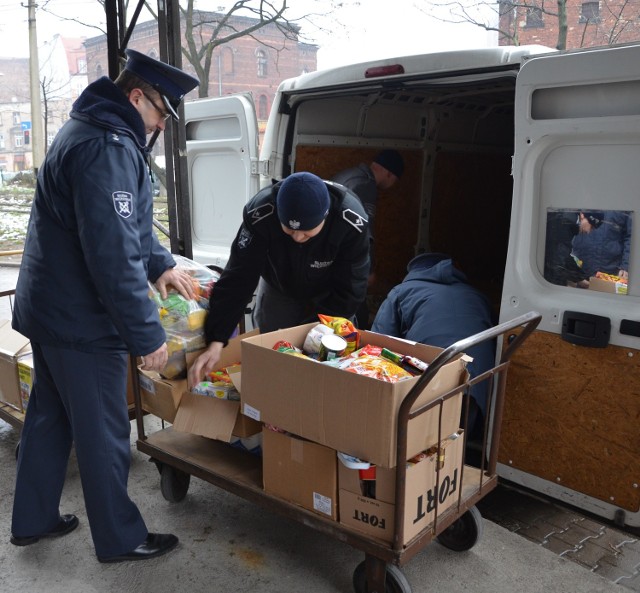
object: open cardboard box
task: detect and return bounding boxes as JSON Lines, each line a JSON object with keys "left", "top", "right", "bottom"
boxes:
{"left": 588, "top": 276, "right": 627, "bottom": 295}
{"left": 171, "top": 329, "right": 261, "bottom": 442}
{"left": 241, "top": 323, "right": 468, "bottom": 468}
{"left": 0, "top": 319, "right": 32, "bottom": 412}
{"left": 338, "top": 430, "right": 464, "bottom": 544}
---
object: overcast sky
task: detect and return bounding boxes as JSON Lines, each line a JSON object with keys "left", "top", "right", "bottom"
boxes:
{"left": 0, "top": 0, "right": 497, "bottom": 70}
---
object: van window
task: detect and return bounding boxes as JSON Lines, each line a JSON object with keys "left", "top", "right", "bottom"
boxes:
{"left": 544, "top": 208, "right": 632, "bottom": 295}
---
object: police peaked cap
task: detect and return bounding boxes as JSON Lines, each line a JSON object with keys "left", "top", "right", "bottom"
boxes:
{"left": 124, "top": 49, "right": 199, "bottom": 121}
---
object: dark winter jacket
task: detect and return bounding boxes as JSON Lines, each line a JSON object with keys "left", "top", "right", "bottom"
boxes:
{"left": 571, "top": 210, "right": 631, "bottom": 277}
{"left": 12, "top": 77, "right": 174, "bottom": 355}
{"left": 204, "top": 179, "right": 370, "bottom": 344}
{"left": 371, "top": 256, "right": 495, "bottom": 416}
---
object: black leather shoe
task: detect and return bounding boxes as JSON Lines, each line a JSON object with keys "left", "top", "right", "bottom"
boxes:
{"left": 11, "top": 514, "right": 79, "bottom": 546}
{"left": 97, "top": 533, "right": 179, "bottom": 563}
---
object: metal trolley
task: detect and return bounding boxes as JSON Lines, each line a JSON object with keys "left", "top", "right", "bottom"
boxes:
{"left": 133, "top": 311, "right": 541, "bottom": 593}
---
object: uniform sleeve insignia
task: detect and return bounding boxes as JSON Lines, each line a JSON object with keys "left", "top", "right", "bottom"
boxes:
{"left": 248, "top": 203, "right": 275, "bottom": 224}
{"left": 113, "top": 191, "right": 133, "bottom": 219}
{"left": 343, "top": 208, "right": 367, "bottom": 232}
{"left": 238, "top": 227, "right": 253, "bottom": 249}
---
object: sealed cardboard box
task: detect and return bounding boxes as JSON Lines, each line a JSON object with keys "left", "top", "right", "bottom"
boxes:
{"left": 241, "top": 324, "right": 467, "bottom": 468}
{"left": 0, "top": 319, "right": 32, "bottom": 411}
{"left": 172, "top": 330, "right": 261, "bottom": 443}
{"left": 262, "top": 428, "right": 338, "bottom": 520}
{"left": 338, "top": 431, "right": 464, "bottom": 544}
{"left": 17, "top": 354, "right": 35, "bottom": 413}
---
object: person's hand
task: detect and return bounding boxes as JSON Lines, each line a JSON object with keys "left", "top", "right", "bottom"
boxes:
{"left": 155, "top": 267, "right": 196, "bottom": 300}
{"left": 619, "top": 269, "right": 629, "bottom": 281}
{"left": 140, "top": 343, "right": 168, "bottom": 372}
{"left": 188, "top": 341, "right": 224, "bottom": 388}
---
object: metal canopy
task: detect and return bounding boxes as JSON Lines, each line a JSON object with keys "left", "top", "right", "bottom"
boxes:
{"left": 103, "top": 0, "right": 193, "bottom": 257}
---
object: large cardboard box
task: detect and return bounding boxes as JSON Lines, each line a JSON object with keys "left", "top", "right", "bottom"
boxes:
{"left": 241, "top": 324, "right": 467, "bottom": 468}
{"left": 171, "top": 330, "right": 261, "bottom": 442}
{"left": 138, "top": 371, "right": 186, "bottom": 423}
{"left": 262, "top": 428, "right": 338, "bottom": 520}
{"left": 338, "top": 431, "right": 464, "bottom": 544}
{"left": 588, "top": 276, "right": 627, "bottom": 295}
{"left": 0, "top": 319, "right": 31, "bottom": 411}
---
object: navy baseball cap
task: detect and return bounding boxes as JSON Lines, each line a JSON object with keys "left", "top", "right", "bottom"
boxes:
{"left": 407, "top": 252, "right": 450, "bottom": 272}
{"left": 277, "top": 172, "right": 330, "bottom": 231}
{"left": 124, "top": 49, "right": 199, "bottom": 121}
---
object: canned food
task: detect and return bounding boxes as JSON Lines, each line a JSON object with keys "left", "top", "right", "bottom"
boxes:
{"left": 318, "top": 334, "right": 348, "bottom": 361}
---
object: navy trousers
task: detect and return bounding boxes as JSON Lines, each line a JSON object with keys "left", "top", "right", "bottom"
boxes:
{"left": 12, "top": 343, "right": 148, "bottom": 558}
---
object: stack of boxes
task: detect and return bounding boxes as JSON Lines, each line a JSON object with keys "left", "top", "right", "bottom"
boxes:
{"left": 240, "top": 323, "right": 469, "bottom": 544}
{"left": 0, "top": 319, "right": 33, "bottom": 414}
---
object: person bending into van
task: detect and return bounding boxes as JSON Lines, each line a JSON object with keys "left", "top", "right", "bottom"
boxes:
{"left": 332, "top": 149, "right": 404, "bottom": 328}
{"left": 188, "top": 171, "right": 370, "bottom": 385}
{"left": 10, "top": 50, "right": 198, "bottom": 563}
{"left": 371, "top": 253, "right": 496, "bottom": 448}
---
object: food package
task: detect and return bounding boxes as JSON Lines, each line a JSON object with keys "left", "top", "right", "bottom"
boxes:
{"left": 317, "top": 314, "right": 360, "bottom": 354}
{"left": 333, "top": 354, "right": 413, "bottom": 383}
{"left": 302, "top": 323, "right": 335, "bottom": 355}
{"left": 160, "top": 329, "right": 207, "bottom": 379}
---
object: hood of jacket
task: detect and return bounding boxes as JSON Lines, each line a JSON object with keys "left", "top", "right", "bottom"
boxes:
{"left": 70, "top": 76, "right": 148, "bottom": 149}
{"left": 403, "top": 256, "right": 469, "bottom": 285}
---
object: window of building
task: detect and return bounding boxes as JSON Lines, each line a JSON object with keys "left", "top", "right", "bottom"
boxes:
{"left": 525, "top": 7, "right": 544, "bottom": 27}
{"left": 96, "top": 64, "right": 104, "bottom": 79}
{"left": 77, "top": 58, "right": 87, "bottom": 74}
{"left": 580, "top": 1, "right": 600, "bottom": 22}
{"left": 258, "top": 94, "right": 268, "bottom": 120}
{"left": 256, "top": 49, "right": 268, "bottom": 78}
{"left": 0, "top": 134, "right": 4, "bottom": 149}
{"left": 15, "top": 135, "right": 23, "bottom": 148}
{"left": 12, "top": 112, "right": 20, "bottom": 125}
{"left": 223, "top": 47, "right": 234, "bottom": 75}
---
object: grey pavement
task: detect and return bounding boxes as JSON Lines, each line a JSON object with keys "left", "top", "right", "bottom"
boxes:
{"left": 0, "top": 262, "right": 636, "bottom": 593}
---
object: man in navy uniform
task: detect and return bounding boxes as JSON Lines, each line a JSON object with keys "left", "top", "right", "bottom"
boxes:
{"left": 10, "top": 49, "right": 198, "bottom": 562}
{"left": 188, "top": 172, "right": 370, "bottom": 384}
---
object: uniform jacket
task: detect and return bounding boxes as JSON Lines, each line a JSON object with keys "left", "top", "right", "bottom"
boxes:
{"left": 12, "top": 77, "right": 174, "bottom": 355}
{"left": 331, "top": 164, "right": 377, "bottom": 237}
{"left": 371, "top": 257, "right": 495, "bottom": 415}
{"left": 204, "top": 180, "right": 370, "bottom": 344}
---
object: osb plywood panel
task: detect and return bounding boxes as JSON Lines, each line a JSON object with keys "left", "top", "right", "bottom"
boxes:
{"left": 499, "top": 330, "right": 640, "bottom": 511}
{"left": 295, "top": 146, "right": 423, "bottom": 300}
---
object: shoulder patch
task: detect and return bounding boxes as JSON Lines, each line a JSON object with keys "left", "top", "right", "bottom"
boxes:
{"left": 342, "top": 208, "right": 367, "bottom": 233}
{"left": 248, "top": 203, "right": 275, "bottom": 224}
{"left": 113, "top": 191, "right": 133, "bottom": 219}
{"left": 238, "top": 227, "right": 253, "bottom": 249}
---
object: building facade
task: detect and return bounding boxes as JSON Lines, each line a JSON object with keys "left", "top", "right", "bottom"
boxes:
{"left": 499, "top": 0, "right": 640, "bottom": 48}
{"left": 83, "top": 11, "right": 318, "bottom": 151}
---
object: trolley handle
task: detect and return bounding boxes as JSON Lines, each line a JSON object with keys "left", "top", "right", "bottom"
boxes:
{"left": 398, "top": 310, "right": 541, "bottom": 416}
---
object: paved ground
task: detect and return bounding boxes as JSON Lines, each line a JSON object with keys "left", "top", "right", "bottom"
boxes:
{"left": 1, "top": 261, "right": 639, "bottom": 593}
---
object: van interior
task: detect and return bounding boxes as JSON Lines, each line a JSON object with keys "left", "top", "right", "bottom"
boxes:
{"left": 289, "top": 71, "right": 518, "bottom": 322}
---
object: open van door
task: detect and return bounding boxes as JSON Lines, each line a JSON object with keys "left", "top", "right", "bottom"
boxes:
{"left": 184, "top": 94, "right": 259, "bottom": 269}
{"left": 499, "top": 44, "right": 640, "bottom": 528}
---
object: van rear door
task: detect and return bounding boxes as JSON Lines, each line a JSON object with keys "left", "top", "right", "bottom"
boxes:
{"left": 499, "top": 44, "right": 640, "bottom": 527}
{"left": 184, "top": 94, "right": 259, "bottom": 269}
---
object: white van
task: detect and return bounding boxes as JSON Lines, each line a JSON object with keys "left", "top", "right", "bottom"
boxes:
{"left": 182, "top": 43, "right": 640, "bottom": 529}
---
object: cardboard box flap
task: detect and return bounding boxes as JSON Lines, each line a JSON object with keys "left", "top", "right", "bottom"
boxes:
{"left": 0, "top": 320, "right": 31, "bottom": 359}
{"left": 173, "top": 391, "right": 241, "bottom": 441}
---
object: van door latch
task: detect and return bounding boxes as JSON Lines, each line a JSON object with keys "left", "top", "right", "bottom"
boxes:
{"left": 561, "top": 311, "right": 610, "bottom": 348}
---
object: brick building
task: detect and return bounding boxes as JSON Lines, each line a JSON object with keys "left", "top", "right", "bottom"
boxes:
{"left": 83, "top": 10, "right": 318, "bottom": 139}
{"left": 499, "top": 0, "right": 640, "bottom": 48}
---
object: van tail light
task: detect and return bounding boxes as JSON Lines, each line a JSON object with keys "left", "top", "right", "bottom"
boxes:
{"left": 364, "top": 64, "right": 405, "bottom": 78}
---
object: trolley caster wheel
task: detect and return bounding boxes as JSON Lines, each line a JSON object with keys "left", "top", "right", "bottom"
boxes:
{"left": 159, "top": 464, "right": 191, "bottom": 503}
{"left": 353, "top": 561, "right": 412, "bottom": 593}
{"left": 436, "top": 505, "right": 484, "bottom": 552}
